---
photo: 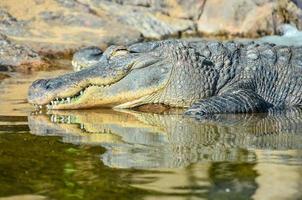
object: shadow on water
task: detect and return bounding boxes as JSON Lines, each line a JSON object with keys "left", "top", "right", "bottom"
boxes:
{"left": 1, "top": 70, "right": 302, "bottom": 199}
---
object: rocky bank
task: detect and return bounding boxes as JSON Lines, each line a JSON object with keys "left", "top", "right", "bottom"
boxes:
{"left": 0, "top": 0, "right": 301, "bottom": 71}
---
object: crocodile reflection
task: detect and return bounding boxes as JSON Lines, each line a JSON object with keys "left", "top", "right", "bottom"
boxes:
{"left": 28, "top": 108, "right": 302, "bottom": 168}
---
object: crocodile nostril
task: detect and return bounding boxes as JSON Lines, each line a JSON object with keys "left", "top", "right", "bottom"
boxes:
{"left": 45, "top": 83, "right": 52, "bottom": 89}
{"left": 32, "top": 79, "right": 47, "bottom": 85}
{"left": 31, "top": 79, "right": 63, "bottom": 90}
{"left": 44, "top": 80, "right": 63, "bottom": 90}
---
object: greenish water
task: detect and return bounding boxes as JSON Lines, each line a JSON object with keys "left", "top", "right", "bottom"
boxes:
{"left": 0, "top": 70, "right": 302, "bottom": 200}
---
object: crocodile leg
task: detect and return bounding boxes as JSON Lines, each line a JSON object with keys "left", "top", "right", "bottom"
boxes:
{"left": 185, "top": 89, "right": 273, "bottom": 117}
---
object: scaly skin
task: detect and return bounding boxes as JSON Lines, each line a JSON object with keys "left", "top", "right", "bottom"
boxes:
{"left": 28, "top": 40, "right": 302, "bottom": 117}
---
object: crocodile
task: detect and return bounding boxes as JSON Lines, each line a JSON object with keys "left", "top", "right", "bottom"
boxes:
{"left": 72, "top": 24, "right": 302, "bottom": 72}
{"left": 28, "top": 39, "right": 302, "bottom": 116}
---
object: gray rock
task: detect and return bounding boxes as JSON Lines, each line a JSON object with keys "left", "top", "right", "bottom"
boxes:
{"left": 79, "top": 0, "right": 196, "bottom": 38}
{"left": 259, "top": 24, "right": 302, "bottom": 46}
{"left": 0, "top": 34, "right": 50, "bottom": 71}
{"left": 292, "top": 0, "right": 302, "bottom": 8}
{"left": 0, "top": 0, "right": 301, "bottom": 60}
{"left": 0, "top": 0, "right": 142, "bottom": 56}
{"left": 197, "top": 0, "right": 302, "bottom": 37}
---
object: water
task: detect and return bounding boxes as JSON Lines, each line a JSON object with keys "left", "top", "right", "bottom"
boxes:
{"left": 0, "top": 69, "right": 302, "bottom": 200}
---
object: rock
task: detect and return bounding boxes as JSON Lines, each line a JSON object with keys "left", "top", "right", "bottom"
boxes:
{"left": 278, "top": 24, "right": 302, "bottom": 36}
{"left": 0, "top": 0, "right": 301, "bottom": 60}
{"left": 258, "top": 24, "right": 302, "bottom": 46}
{"left": 0, "top": 73, "right": 10, "bottom": 82}
{"left": 292, "top": 0, "right": 302, "bottom": 8}
{"left": 75, "top": 0, "right": 197, "bottom": 38}
{"left": 0, "top": 0, "right": 143, "bottom": 56}
{"left": 0, "top": 33, "right": 50, "bottom": 72}
{"left": 0, "top": 9, "right": 29, "bottom": 37}
{"left": 197, "top": 0, "right": 302, "bottom": 37}
{"left": 0, "top": 0, "right": 201, "bottom": 56}
{"left": 81, "top": 0, "right": 204, "bottom": 20}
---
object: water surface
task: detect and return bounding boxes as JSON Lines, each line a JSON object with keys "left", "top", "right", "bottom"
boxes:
{"left": 0, "top": 69, "right": 302, "bottom": 200}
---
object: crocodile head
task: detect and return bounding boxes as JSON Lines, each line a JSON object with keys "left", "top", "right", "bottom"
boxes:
{"left": 28, "top": 40, "right": 215, "bottom": 109}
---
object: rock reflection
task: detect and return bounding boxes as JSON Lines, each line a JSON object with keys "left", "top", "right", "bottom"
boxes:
{"left": 28, "top": 108, "right": 302, "bottom": 169}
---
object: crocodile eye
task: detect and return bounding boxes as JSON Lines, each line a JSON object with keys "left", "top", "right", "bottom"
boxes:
{"left": 110, "top": 49, "right": 128, "bottom": 58}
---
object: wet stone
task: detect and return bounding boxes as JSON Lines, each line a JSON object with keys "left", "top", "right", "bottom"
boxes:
{"left": 197, "top": 0, "right": 302, "bottom": 37}
{"left": 0, "top": 33, "right": 50, "bottom": 72}
{"left": 0, "top": 0, "right": 142, "bottom": 56}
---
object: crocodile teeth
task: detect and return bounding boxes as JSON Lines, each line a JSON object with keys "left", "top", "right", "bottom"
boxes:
{"left": 51, "top": 115, "right": 57, "bottom": 123}
{"left": 59, "top": 116, "right": 65, "bottom": 122}
{"left": 46, "top": 84, "right": 108, "bottom": 107}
